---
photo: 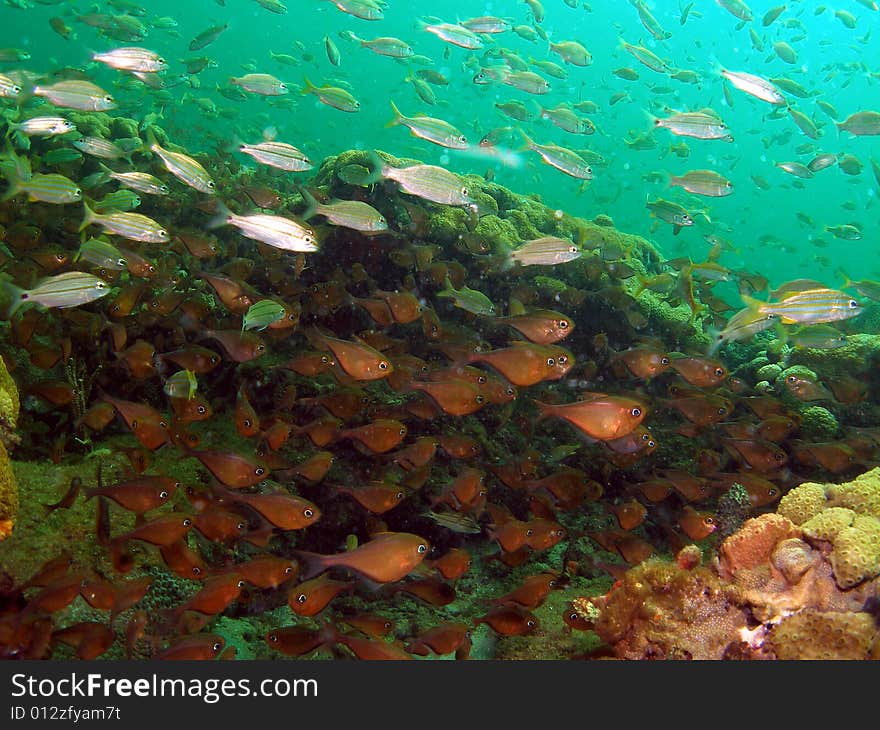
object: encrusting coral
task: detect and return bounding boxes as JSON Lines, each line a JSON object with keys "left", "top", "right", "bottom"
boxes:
{"left": 571, "top": 468, "right": 880, "bottom": 659}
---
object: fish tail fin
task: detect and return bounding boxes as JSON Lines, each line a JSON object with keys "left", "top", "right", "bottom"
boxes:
{"left": 532, "top": 399, "right": 552, "bottom": 421}
{"left": 632, "top": 273, "right": 651, "bottom": 298}
{"left": 301, "top": 76, "right": 316, "bottom": 95}
{"left": 297, "top": 185, "right": 319, "bottom": 220}
{"left": 0, "top": 279, "right": 26, "bottom": 320}
{"left": 291, "top": 549, "right": 329, "bottom": 580}
{"left": 386, "top": 99, "right": 404, "bottom": 128}
{"left": 362, "top": 150, "right": 385, "bottom": 184}
{"left": 836, "top": 266, "right": 854, "bottom": 289}
{"left": 740, "top": 293, "right": 766, "bottom": 312}
{"left": 79, "top": 199, "right": 98, "bottom": 232}
{"left": 515, "top": 127, "right": 533, "bottom": 152}
{"left": 207, "top": 199, "right": 232, "bottom": 230}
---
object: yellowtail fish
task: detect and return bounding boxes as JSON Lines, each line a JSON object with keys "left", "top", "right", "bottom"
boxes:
{"left": 743, "top": 288, "right": 862, "bottom": 325}
{"left": 548, "top": 40, "right": 592, "bottom": 66}
{"left": 539, "top": 104, "right": 595, "bottom": 135}
{"left": 520, "top": 133, "right": 593, "bottom": 179}
{"left": 787, "top": 325, "right": 848, "bottom": 350}
{"left": 238, "top": 141, "right": 312, "bottom": 172}
{"left": 230, "top": 73, "right": 288, "bottom": 96}
{"left": 461, "top": 16, "right": 511, "bottom": 33}
{"left": 92, "top": 46, "right": 167, "bottom": 72}
{"left": 342, "top": 31, "right": 413, "bottom": 58}
{"left": 508, "top": 237, "right": 582, "bottom": 267}
{"left": 299, "top": 188, "right": 387, "bottom": 233}
{"left": 367, "top": 152, "right": 474, "bottom": 207}
{"left": 189, "top": 23, "right": 228, "bottom": 51}
{"left": 150, "top": 141, "right": 215, "bottom": 193}
{"left": 720, "top": 70, "right": 786, "bottom": 105}
{"left": 669, "top": 169, "right": 734, "bottom": 197}
{"left": 33, "top": 80, "right": 116, "bottom": 112}
{"left": 3, "top": 271, "right": 110, "bottom": 316}
{"left": 8, "top": 117, "right": 75, "bottom": 137}
{"left": 437, "top": 277, "right": 496, "bottom": 316}
{"left": 709, "top": 307, "right": 779, "bottom": 354}
{"left": 301, "top": 77, "right": 360, "bottom": 112}
{"left": 654, "top": 111, "right": 733, "bottom": 141}
{"left": 775, "top": 161, "right": 814, "bottom": 178}
{"left": 211, "top": 203, "right": 317, "bottom": 253}
{"left": 72, "top": 136, "right": 128, "bottom": 160}
{"left": 836, "top": 111, "right": 880, "bottom": 136}
{"left": 646, "top": 198, "right": 694, "bottom": 234}
{"left": 242, "top": 300, "right": 286, "bottom": 332}
{"left": 163, "top": 369, "right": 197, "bottom": 399}
{"left": 422, "top": 22, "right": 483, "bottom": 49}
{"left": 77, "top": 238, "right": 127, "bottom": 270}
{"left": 716, "top": 0, "right": 753, "bottom": 21}
{"left": 324, "top": 35, "right": 341, "bottom": 66}
{"left": 326, "top": 0, "right": 385, "bottom": 21}
{"left": 387, "top": 101, "right": 468, "bottom": 149}
{"left": 100, "top": 165, "right": 169, "bottom": 196}
{"left": 80, "top": 201, "right": 169, "bottom": 243}
{"left": 3, "top": 173, "right": 81, "bottom": 204}
{"left": 620, "top": 39, "right": 670, "bottom": 73}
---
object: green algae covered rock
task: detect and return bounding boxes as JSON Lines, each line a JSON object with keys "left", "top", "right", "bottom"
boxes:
{"left": 0, "top": 356, "right": 18, "bottom": 540}
{"left": 799, "top": 406, "right": 840, "bottom": 440}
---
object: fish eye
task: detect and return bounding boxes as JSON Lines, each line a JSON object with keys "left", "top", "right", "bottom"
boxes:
{"left": 104, "top": 95, "right": 113, "bottom": 103}
{"left": 183, "top": 518, "right": 192, "bottom": 526}
{"left": 527, "top": 620, "right": 536, "bottom": 628}
{"left": 506, "top": 387, "right": 515, "bottom": 397}
{"left": 556, "top": 529, "right": 565, "bottom": 537}
{"left": 237, "top": 580, "right": 245, "bottom": 588}
{"left": 378, "top": 361, "right": 389, "bottom": 370}
{"left": 210, "top": 355, "right": 220, "bottom": 364}
{"left": 631, "top": 407, "right": 642, "bottom": 417}
{"left": 849, "top": 300, "right": 859, "bottom": 309}
{"left": 477, "top": 375, "right": 487, "bottom": 384}
{"left": 192, "top": 567, "right": 202, "bottom": 576}
{"left": 304, "top": 508, "right": 314, "bottom": 518}
{"left": 558, "top": 320, "right": 568, "bottom": 329}
{"left": 648, "top": 440, "right": 656, "bottom": 448}
{"left": 158, "top": 230, "right": 168, "bottom": 238}
{"left": 460, "top": 186, "right": 469, "bottom": 196}
{"left": 558, "top": 355, "right": 568, "bottom": 364}
{"left": 569, "top": 612, "right": 578, "bottom": 621}
{"left": 285, "top": 566, "right": 294, "bottom": 574}
{"left": 787, "top": 375, "right": 797, "bottom": 383}
{"left": 714, "top": 367, "right": 725, "bottom": 377}
{"left": 159, "top": 490, "right": 169, "bottom": 499}
{"left": 297, "top": 593, "right": 308, "bottom": 604}
{"left": 661, "top": 357, "right": 670, "bottom": 365}
{"left": 212, "top": 641, "right": 223, "bottom": 652}
{"left": 160, "top": 185, "right": 169, "bottom": 194}
{"left": 237, "top": 522, "right": 247, "bottom": 530}
{"left": 705, "top": 517, "right": 715, "bottom": 525}
{"left": 458, "top": 135, "right": 467, "bottom": 143}
{"left": 417, "top": 544, "right": 427, "bottom": 553}
{"left": 396, "top": 491, "right": 404, "bottom": 500}
{"left": 268, "top": 633, "right": 278, "bottom": 643}
{"left": 718, "top": 407, "right": 727, "bottom": 415}
{"left": 255, "top": 467, "right": 266, "bottom": 476}
{"left": 197, "top": 405, "right": 207, "bottom": 414}
{"left": 526, "top": 529, "right": 534, "bottom": 537}
{"left": 243, "top": 419, "right": 252, "bottom": 428}
{"left": 769, "top": 488, "right": 778, "bottom": 497}
{"left": 568, "top": 246, "right": 578, "bottom": 253}
{"left": 775, "top": 452, "right": 785, "bottom": 461}
{"left": 399, "top": 427, "right": 407, "bottom": 435}
{"left": 476, "top": 394, "right": 485, "bottom": 404}
{"left": 257, "top": 344, "right": 266, "bottom": 352}
{"left": 320, "top": 355, "right": 329, "bottom": 364}
{"left": 546, "top": 357, "right": 556, "bottom": 366}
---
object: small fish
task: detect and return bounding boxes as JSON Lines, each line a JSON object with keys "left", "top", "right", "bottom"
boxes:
{"left": 296, "top": 532, "right": 430, "bottom": 583}
{"left": 388, "top": 101, "right": 467, "bottom": 149}
{"left": 520, "top": 133, "right": 592, "bottom": 179}
{"left": 743, "top": 288, "right": 862, "bottom": 325}
{"left": 654, "top": 110, "right": 733, "bottom": 141}
{"left": 242, "top": 300, "right": 286, "bottom": 331}
{"left": 33, "top": 80, "right": 116, "bottom": 111}
{"left": 9, "top": 117, "right": 75, "bottom": 137}
{"left": 93, "top": 46, "right": 167, "bottom": 72}
{"left": 3, "top": 272, "right": 110, "bottom": 316}
{"left": 836, "top": 111, "right": 880, "bottom": 136}
{"left": 238, "top": 141, "right": 312, "bottom": 172}
{"left": 299, "top": 188, "right": 387, "bottom": 232}
{"left": 422, "top": 22, "right": 483, "bottom": 49}
{"left": 508, "top": 237, "right": 582, "bottom": 266}
{"left": 230, "top": 73, "right": 288, "bottom": 96}
{"left": 77, "top": 238, "right": 127, "bottom": 270}
{"left": 669, "top": 169, "right": 733, "bottom": 197}
{"left": 163, "top": 369, "right": 198, "bottom": 399}
{"left": 150, "top": 141, "right": 215, "bottom": 194}
{"left": 720, "top": 70, "right": 786, "bottom": 105}
{"left": 324, "top": 35, "right": 341, "bottom": 65}
{"left": 189, "top": 23, "right": 228, "bottom": 51}
{"left": 646, "top": 198, "right": 694, "bottom": 233}
{"left": 212, "top": 204, "right": 317, "bottom": 253}
{"left": 301, "top": 77, "right": 360, "bottom": 112}
{"left": 80, "top": 201, "right": 169, "bottom": 243}
{"left": 437, "top": 277, "right": 496, "bottom": 316}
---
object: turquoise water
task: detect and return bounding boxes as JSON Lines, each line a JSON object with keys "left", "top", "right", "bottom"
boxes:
{"left": 5, "top": 0, "right": 877, "bottom": 292}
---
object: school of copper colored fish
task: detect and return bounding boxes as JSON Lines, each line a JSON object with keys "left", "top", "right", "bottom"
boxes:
{"left": 1, "top": 0, "right": 880, "bottom": 660}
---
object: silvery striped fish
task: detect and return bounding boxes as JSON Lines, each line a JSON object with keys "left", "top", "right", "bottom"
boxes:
{"left": 230, "top": 73, "right": 288, "bottom": 96}
{"left": 371, "top": 154, "right": 474, "bottom": 207}
{"left": 521, "top": 134, "right": 593, "bottom": 179}
{"left": 33, "top": 80, "right": 116, "bottom": 112}
{"left": 721, "top": 69, "right": 787, "bottom": 105}
{"left": 5, "top": 173, "right": 81, "bottom": 204}
{"left": 5, "top": 271, "right": 110, "bottom": 316}
{"left": 72, "top": 136, "right": 128, "bottom": 160}
{"left": 300, "top": 188, "right": 387, "bottom": 232}
{"left": 100, "top": 165, "right": 169, "bottom": 196}
{"left": 92, "top": 46, "right": 168, "bottom": 73}
{"left": 213, "top": 204, "right": 317, "bottom": 252}
{"left": 150, "top": 141, "right": 215, "bottom": 194}
{"left": 238, "top": 141, "right": 313, "bottom": 172}
{"left": 9, "top": 117, "right": 75, "bottom": 137}
{"left": 80, "top": 201, "right": 169, "bottom": 243}
{"left": 743, "top": 288, "right": 862, "bottom": 325}
{"left": 388, "top": 101, "right": 468, "bottom": 149}
{"left": 77, "top": 238, "right": 128, "bottom": 270}
{"left": 508, "top": 237, "right": 582, "bottom": 267}
{"left": 0, "top": 73, "right": 21, "bottom": 98}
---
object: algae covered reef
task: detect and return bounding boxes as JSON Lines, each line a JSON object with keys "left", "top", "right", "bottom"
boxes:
{"left": 3, "top": 0, "right": 880, "bottom": 662}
